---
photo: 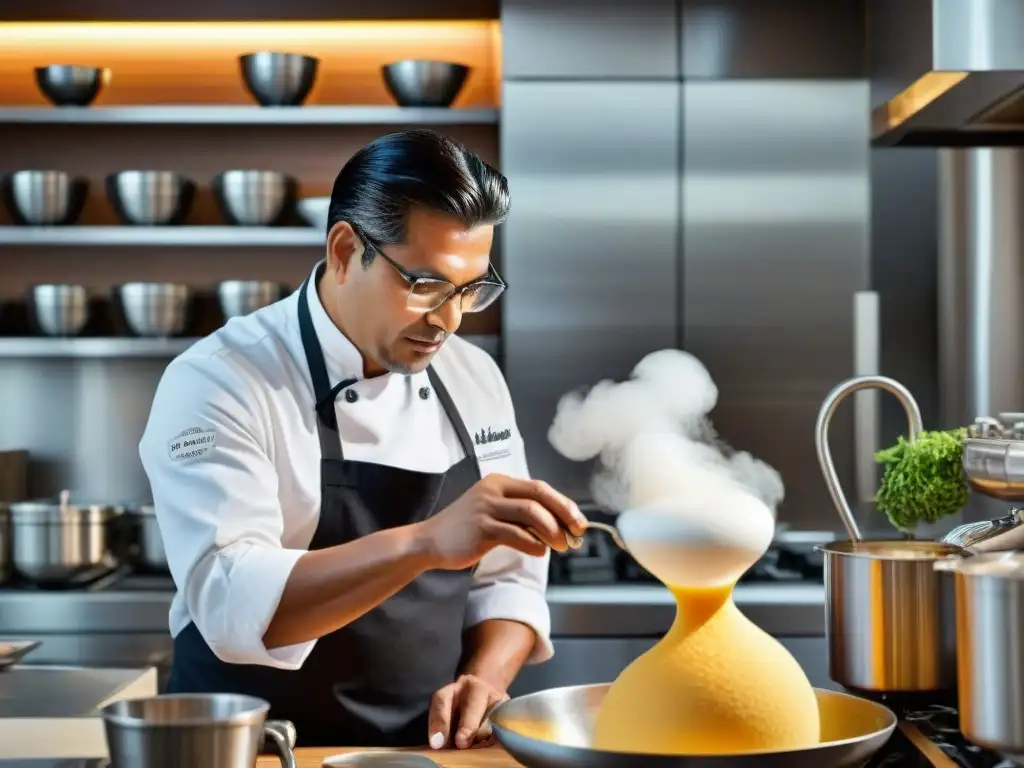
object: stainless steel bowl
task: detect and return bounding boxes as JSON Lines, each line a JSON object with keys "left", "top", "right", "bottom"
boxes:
{"left": 116, "top": 282, "right": 191, "bottom": 337}
{"left": 2, "top": 170, "right": 88, "bottom": 225}
{"left": 212, "top": 170, "right": 296, "bottom": 226}
{"left": 217, "top": 280, "right": 285, "bottom": 319}
{"left": 381, "top": 60, "right": 470, "bottom": 108}
{"left": 489, "top": 684, "right": 897, "bottom": 768}
{"left": 297, "top": 196, "right": 330, "bottom": 235}
{"left": 106, "top": 171, "right": 195, "bottom": 226}
{"left": 34, "top": 65, "right": 109, "bottom": 107}
{"left": 9, "top": 493, "right": 120, "bottom": 583}
{"left": 28, "top": 283, "right": 89, "bottom": 336}
{"left": 101, "top": 695, "right": 297, "bottom": 768}
{"left": 239, "top": 52, "right": 319, "bottom": 107}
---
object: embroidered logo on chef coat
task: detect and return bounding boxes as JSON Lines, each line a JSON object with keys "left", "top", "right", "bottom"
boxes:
{"left": 167, "top": 427, "right": 217, "bottom": 464}
{"left": 474, "top": 425, "right": 512, "bottom": 462}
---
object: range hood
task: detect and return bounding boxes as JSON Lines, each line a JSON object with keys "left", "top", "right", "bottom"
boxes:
{"left": 872, "top": 0, "right": 1024, "bottom": 147}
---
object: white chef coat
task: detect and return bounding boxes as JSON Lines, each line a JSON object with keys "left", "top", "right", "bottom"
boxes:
{"left": 138, "top": 262, "right": 552, "bottom": 671}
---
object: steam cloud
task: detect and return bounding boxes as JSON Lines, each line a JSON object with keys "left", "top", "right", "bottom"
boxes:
{"left": 547, "top": 349, "right": 785, "bottom": 516}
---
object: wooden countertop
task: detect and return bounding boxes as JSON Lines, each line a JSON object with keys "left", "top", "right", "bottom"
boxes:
{"left": 258, "top": 746, "right": 519, "bottom": 767}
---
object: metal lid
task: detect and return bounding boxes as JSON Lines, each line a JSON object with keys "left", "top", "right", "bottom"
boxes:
{"left": 817, "top": 539, "right": 963, "bottom": 560}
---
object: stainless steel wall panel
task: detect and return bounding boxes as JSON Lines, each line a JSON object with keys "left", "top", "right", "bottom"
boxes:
{"left": 682, "top": 80, "right": 871, "bottom": 530}
{"left": 680, "top": 0, "right": 865, "bottom": 80}
{"left": 501, "top": 82, "right": 681, "bottom": 499}
{"left": 502, "top": 0, "right": 679, "bottom": 79}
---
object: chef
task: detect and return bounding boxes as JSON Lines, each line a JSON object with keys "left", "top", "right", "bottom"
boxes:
{"left": 138, "top": 128, "right": 586, "bottom": 750}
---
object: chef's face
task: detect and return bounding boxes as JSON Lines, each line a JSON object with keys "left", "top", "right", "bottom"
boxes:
{"left": 326, "top": 207, "right": 495, "bottom": 376}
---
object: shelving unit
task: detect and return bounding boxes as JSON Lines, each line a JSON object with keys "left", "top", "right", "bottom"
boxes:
{"left": 0, "top": 334, "right": 500, "bottom": 359}
{"left": 0, "top": 226, "right": 324, "bottom": 247}
{"left": 0, "top": 106, "right": 500, "bottom": 126}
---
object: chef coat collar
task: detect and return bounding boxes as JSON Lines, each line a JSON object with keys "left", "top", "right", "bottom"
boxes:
{"left": 303, "top": 260, "right": 433, "bottom": 394}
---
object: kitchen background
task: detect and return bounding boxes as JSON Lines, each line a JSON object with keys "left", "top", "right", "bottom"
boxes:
{"left": 0, "top": 0, "right": 1017, "bottom": 698}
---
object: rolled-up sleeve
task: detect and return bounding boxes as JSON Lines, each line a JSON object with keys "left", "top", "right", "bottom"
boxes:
{"left": 465, "top": 359, "right": 553, "bottom": 664}
{"left": 139, "top": 355, "right": 315, "bottom": 669}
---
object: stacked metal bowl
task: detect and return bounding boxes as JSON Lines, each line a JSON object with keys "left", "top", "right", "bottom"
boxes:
{"left": 115, "top": 283, "right": 191, "bottom": 337}
{"left": 213, "top": 170, "right": 296, "bottom": 226}
{"left": 106, "top": 171, "right": 196, "bottom": 226}
{"left": 28, "top": 284, "right": 90, "bottom": 336}
{"left": 382, "top": 60, "right": 470, "bottom": 108}
{"left": 217, "top": 281, "right": 286, "bottom": 319}
{"left": 34, "top": 65, "right": 109, "bottom": 107}
{"left": 2, "top": 170, "right": 88, "bottom": 226}
{"left": 239, "top": 52, "right": 319, "bottom": 106}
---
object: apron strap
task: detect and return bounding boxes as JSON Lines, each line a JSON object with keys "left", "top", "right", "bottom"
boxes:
{"left": 427, "top": 366, "right": 477, "bottom": 466}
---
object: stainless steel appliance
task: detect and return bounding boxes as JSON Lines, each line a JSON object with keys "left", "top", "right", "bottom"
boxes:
{"left": 100, "top": 694, "right": 296, "bottom": 768}
{"left": 212, "top": 170, "right": 296, "bottom": 227}
{"left": 2, "top": 170, "right": 88, "bottom": 226}
{"left": 105, "top": 171, "right": 195, "bottom": 226}
{"left": 114, "top": 282, "right": 191, "bottom": 338}
{"left": 936, "top": 552, "right": 1024, "bottom": 759}
{"left": 381, "top": 60, "right": 470, "bottom": 108}
{"left": 28, "top": 284, "right": 89, "bottom": 337}
{"left": 34, "top": 65, "right": 109, "bottom": 107}
{"left": 8, "top": 492, "right": 121, "bottom": 583}
{"left": 239, "top": 52, "right": 318, "bottom": 107}
{"left": 131, "top": 505, "right": 167, "bottom": 572}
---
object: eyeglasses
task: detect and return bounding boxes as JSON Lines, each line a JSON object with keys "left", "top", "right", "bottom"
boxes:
{"left": 357, "top": 229, "right": 507, "bottom": 314}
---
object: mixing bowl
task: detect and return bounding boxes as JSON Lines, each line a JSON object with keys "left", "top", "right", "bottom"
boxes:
{"left": 2, "top": 170, "right": 88, "bottom": 225}
{"left": 106, "top": 171, "right": 195, "bottom": 226}
{"left": 213, "top": 170, "right": 296, "bottom": 226}
{"left": 489, "top": 683, "right": 897, "bottom": 768}
{"left": 239, "top": 52, "right": 319, "bottom": 107}
{"left": 34, "top": 65, "right": 109, "bottom": 106}
{"left": 381, "top": 60, "right": 470, "bottom": 108}
{"left": 115, "top": 283, "right": 191, "bottom": 337}
{"left": 28, "top": 284, "right": 89, "bottom": 336}
{"left": 217, "top": 280, "right": 285, "bottom": 319}
{"left": 297, "top": 195, "right": 330, "bottom": 234}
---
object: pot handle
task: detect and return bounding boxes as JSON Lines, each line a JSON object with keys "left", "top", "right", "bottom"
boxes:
{"left": 816, "top": 375, "right": 924, "bottom": 541}
{"left": 262, "top": 720, "right": 297, "bottom": 768}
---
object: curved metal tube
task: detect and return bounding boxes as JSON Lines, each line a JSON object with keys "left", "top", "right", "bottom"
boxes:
{"left": 815, "top": 375, "right": 924, "bottom": 541}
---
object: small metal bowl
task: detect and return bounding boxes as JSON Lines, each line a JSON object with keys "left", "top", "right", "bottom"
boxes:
{"left": 212, "top": 170, "right": 296, "bottom": 226}
{"left": 381, "top": 60, "right": 470, "bottom": 108}
{"left": 239, "top": 52, "right": 319, "bottom": 107}
{"left": 115, "top": 282, "right": 191, "bottom": 338}
{"left": 106, "top": 171, "right": 196, "bottom": 226}
{"left": 1, "top": 170, "right": 88, "bottom": 226}
{"left": 34, "top": 65, "right": 109, "bottom": 107}
{"left": 28, "top": 284, "right": 90, "bottom": 337}
{"left": 297, "top": 195, "right": 330, "bottom": 234}
{"left": 217, "top": 280, "right": 286, "bottom": 319}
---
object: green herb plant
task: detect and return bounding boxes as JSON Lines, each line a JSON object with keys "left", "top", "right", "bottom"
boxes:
{"left": 874, "top": 428, "right": 969, "bottom": 533}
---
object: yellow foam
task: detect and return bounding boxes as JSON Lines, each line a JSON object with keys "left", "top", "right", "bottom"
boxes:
{"left": 593, "top": 583, "right": 820, "bottom": 755}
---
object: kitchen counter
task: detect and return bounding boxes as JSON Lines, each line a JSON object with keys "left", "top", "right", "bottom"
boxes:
{"left": 0, "top": 665, "right": 158, "bottom": 760}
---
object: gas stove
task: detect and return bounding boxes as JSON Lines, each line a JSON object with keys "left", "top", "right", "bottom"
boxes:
{"left": 550, "top": 505, "right": 833, "bottom": 586}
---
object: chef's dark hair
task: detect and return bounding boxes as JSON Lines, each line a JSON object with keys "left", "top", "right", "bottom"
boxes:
{"left": 327, "top": 129, "right": 510, "bottom": 266}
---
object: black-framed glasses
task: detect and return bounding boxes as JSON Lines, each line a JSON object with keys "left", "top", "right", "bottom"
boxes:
{"left": 357, "top": 228, "right": 507, "bottom": 313}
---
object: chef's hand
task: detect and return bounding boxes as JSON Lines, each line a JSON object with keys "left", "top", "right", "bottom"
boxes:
{"left": 417, "top": 473, "right": 587, "bottom": 570}
{"left": 428, "top": 673, "right": 509, "bottom": 750}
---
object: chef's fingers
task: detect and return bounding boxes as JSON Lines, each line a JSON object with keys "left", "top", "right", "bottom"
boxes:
{"left": 455, "top": 682, "right": 495, "bottom": 749}
{"left": 427, "top": 683, "right": 457, "bottom": 750}
{"left": 473, "top": 691, "right": 508, "bottom": 744}
{"left": 493, "top": 498, "right": 567, "bottom": 551}
{"left": 500, "top": 477, "right": 587, "bottom": 536}
{"left": 483, "top": 519, "right": 548, "bottom": 557}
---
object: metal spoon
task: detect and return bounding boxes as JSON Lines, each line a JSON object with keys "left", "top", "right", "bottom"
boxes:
{"left": 564, "top": 521, "right": 628, "bottom": 551}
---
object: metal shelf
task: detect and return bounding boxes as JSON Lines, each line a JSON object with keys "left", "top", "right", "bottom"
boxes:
{"left": 0, "top": 334, "right": 500, "bottom": 359}
{"left": 0, "top": 226, "right": 323, "bottom": 247}
{"left": 0, "top": 106, "right": 500, "bottom": 126}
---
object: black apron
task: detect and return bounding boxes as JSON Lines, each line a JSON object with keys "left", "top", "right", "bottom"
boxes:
{"left": 167, "top": 269, "right": 482, "bottom": 747}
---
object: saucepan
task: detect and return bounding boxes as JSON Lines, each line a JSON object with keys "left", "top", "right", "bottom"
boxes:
{"left": 814, "top": 375, "right": 964, "bottom": 694}
{"left": 488, "top": 683, "right": 896, "bottom": 768}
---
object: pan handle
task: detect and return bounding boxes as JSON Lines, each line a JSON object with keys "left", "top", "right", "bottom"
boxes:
{"left": 816, "top": 374, "right": 923, "bottom": 541}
